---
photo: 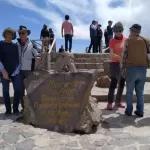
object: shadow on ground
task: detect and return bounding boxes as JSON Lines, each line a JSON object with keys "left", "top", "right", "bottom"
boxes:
{"left": 100, "top": 108, "right": 150, "bottom": 130}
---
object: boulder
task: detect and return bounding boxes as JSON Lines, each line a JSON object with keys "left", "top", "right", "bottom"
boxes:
{"left": 75, "top": 96, "right": 102, "bottom": 134}
{"left": 22, "top": 69, "right": 102, "bottom": 133}
{"left": 54, "top": 52, "right": 77, "bottom": 72}
{"left": 96, "top": 75, "right": 111, "bottom": 88}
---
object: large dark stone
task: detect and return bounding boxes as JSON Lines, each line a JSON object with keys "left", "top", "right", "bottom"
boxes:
{"left": 22, "top": 69, "right": 99, "bottom": 133}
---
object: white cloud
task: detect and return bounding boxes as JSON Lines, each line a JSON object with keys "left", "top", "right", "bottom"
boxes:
{"left": 3, "top": 0, "right": 150, "bottom": 39}
{"left": 20, "top": 15, "right": 41, "bottom": 25}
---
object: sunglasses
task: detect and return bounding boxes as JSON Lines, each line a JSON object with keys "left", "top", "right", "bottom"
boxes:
{"left": 19, "top": 32, "right": 26, "bottom": 35}
{"left": 115, "top": 30, "right": 122, "bottom": 33}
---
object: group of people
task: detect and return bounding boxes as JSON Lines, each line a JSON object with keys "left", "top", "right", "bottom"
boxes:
{"left": 0, "top": 26, "right": 41, "bottom": 116}
{"left": 40, "top": 24, "right": 55, "bottom": 52}
{"left": 87, "top": 20, "right": 113, "bottom": 53}
{"left": 40, "top": 15, "right": 74, "bottom": 53}
{"left": 106, "top": 22, "right": 150, "bottom": 117}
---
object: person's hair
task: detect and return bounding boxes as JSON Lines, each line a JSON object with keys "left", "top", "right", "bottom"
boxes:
{"left": 49, "top": 28, "right": 52, "bottom": 30}
{"left": 2, "top": 27, "right": 16, "bottom": 40}
{"left": 43, "top": 24, "right": 47, "bottom": 28}
{"left": 113, "top": 22, "right": 124, "bottom": 32}
{"left": 92, "top": 20, "right": 95, "bottom": 24}
{"left": 108, "top": 20, "right": 113, "bottom": 24}
{"left": 65, "top": 15, "right": 69, "bottom": 20}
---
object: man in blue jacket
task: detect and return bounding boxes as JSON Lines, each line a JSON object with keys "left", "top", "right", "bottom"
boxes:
{"left": 0, "top": 28, "right": 20, "bottom": 116}
{"left": 88, "top": 20, "right": 98, "bottom": 53}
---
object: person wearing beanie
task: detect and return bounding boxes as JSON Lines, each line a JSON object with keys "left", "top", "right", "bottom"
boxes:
{"left": 0, "top": 27, "right": 20, "bottom": 116}
{"left": 107, "top": 22, "right": 127, "bottom": 110}
{"left": 121, "top": 24, "right": 150, "bottom": 117}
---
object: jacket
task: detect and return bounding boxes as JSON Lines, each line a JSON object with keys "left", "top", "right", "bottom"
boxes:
{"left": 17, "top": 39, "right": 41, "bottom": 71}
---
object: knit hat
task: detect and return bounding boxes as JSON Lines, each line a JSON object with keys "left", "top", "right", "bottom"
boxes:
{"left": 113, "top": 22, "right": 124, "bottom": 32}
{"left": 129, "top": 24, "right": 141, "bottom": 33}
{"left": 2, "top": 27, "right": 16, "bottom": 40}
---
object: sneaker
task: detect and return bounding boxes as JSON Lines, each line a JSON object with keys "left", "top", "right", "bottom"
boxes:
{"left": 13, "top": 110, "right": 20, "bottom": 116}
{"left": 5, "top": 111, "right": 11, "bottom": 116}
{"left": 134, "top": 111, "right": 143, "bottom": 117}
{"left": 119, "top": 102, "right": 125, "bottom": 108}
{"left": 107, "top": 103, "right": 113, "bottom": 110}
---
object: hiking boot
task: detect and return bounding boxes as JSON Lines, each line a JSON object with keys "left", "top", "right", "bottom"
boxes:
{"left": 134, "top": 111, "right": 143, "bottom": 117}
{"left": 107, "top": 103, "right": 113, "bottom": 110}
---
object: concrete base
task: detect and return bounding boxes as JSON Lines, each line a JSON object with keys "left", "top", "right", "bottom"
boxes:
{"left": 91, "top": 82, "right": 150, "bottom": 103}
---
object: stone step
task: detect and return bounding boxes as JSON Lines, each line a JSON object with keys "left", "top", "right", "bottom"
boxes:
{"left": 73, "top": 53, "right": 110, "bottom": 59}
{"left": 51, "top": 63, "right": 104, "bottom": 70}
{"left": 74, "top": 58, "right": 108, "bottom": 63}
{"left": 91, "top": 82, "right": 150, "bottom": 103}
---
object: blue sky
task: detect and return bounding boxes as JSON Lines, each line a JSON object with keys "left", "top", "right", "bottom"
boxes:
{"left": 0, "top": 0, "right": 149, "bottom": 52}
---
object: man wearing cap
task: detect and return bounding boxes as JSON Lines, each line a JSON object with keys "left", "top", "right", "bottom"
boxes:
{"left": 107, "top": 20, "right": 113, "bottom": 45}
{"left": 0, "top": 27, "right": 20, "bottom": 116}
{"left": 121, "top": 24, "right": 150, "bottom": 117}
{"left": 17, "top": 25, "right": 41, "bottom": 111}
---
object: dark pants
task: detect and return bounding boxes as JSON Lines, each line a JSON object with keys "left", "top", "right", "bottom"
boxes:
{"left": 105, "top": 39, "right": 109, "bottom": 48}
{"left": 88, "top": 36, "right": 97, "bottom": 53}
{"left": 65, "top": 34, "right": 72, "bottom": 52}
{"left": 125, "top": 67, "right": 146, "bottom": 115}
{"left": 1, "top": 74, "right": 20, "bottom": 113}
{"left": 20, "top": 70, "right": 31, "bottom": 109}
{"left": 97, "top": 37, "right": 102, "bottom": 53}
{"left": 108, "top": 35, "right": 113, "bottom": 45}
{"left": 108, "top": 62, "right": 125, "bottom": 104}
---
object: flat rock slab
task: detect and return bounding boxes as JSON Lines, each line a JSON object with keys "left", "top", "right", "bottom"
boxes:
{"left": 23, "top": 70, "right": 97, "bottom": 132}
{"left": 92, "top": 82, "right": 150, "bottom": 102}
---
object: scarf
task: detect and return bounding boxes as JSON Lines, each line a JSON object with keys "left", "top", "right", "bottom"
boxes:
{"left": 114, "top": 34, "right": 123, "bottom": 40}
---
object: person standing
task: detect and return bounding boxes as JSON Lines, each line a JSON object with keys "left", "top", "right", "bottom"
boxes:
{"left": 104, "top": 29, "right": 109, "bottom": 48}
{"left": 107, "top": 20, "right": 113, "bottom": 45}
{"left": 61, "top": 15, "right": 74, "bottom": 52}
{"left": 0, "top": 28, "right": 20, "bottom": 116}
{"left": 59, "top": 45, "right": 65, "bottom": 53}
{"left": 121, "top": 24, "right": 149, "bottom": 117}
{"left": 88, "top": 20, "right": 98, "bottom": 53}
{"left": 96, "top": 24, "right": 103, "bottom": 53}
{"left": 49, "top": 28, "right": 54, "bottom": 45}
{"left": 40, "top": 24, "right": 49, "bottom": 52}
{"left": 17, "top": 26, "right": 41, "bottom": 111}
{"left": 107, "top": 22, "right": 126, "bottom": 110}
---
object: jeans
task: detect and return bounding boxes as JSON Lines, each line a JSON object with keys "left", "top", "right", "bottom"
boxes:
{"left": 88, "top": 36, "right": 97, "bottom": 53}
{"left": 65, "top": 34, "right": 72, "bottom": 52}
{"left": 20, "top": 70, "right": 31, "bottom": 109}
{"left": 1, "top": 74, "right": 20, "bottom": 113}
{"left": 125, "top": 67, "right": 147, "bottom": 114}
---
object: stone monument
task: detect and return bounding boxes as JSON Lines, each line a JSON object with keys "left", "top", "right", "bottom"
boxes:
{"left": 22, "top": 52, "right": 102, "bottom": 133}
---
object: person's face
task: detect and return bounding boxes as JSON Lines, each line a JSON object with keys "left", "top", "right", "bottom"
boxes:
{"left": 5, "top": 32, "right": 13, "bottom": 41}
{"left": 115, "top": 30, "right": 122, "bottom": 37}
{"left": 109, "top": 22, "right": 113, "bottom": 26}
{"left": 18, "top": 31, "right": 28, "bottom": 40}
{"left": 129, "top": 29, "right": 133, "bottom": 36}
